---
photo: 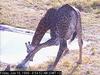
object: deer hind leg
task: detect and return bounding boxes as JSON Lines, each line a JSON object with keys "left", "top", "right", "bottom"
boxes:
{"left": 62, "top": 45, "right": 69, "bottom": 56}
{"left": 77, "top": 33, "right": 83, "bottom": 64}
{"left": 68, "top": 34, "right": 83, "bottom": 75}
{"left": 47, "top": 38, "right": 69, "bottom": 71}
{"left": 76, "top": 14, "right": 83, "bottom": 64}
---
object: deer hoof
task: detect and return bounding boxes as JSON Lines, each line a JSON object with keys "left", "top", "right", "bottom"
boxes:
{"left": 29, "top": 57, "right": 33, "bottom": 61}
{"left": 62, "top": 49, "right": 69, "bottom": 56}
{"left": 47, "top": 64, "right": 54, "bottom": 71}
{"left": 25, "top": 42, "right": 32, "bottom": 53}
{"left": 76, "top": 60, "right": 82, "bottom": 64}
{"left": 16, "top": 64, "right": 26, "bottom": 69}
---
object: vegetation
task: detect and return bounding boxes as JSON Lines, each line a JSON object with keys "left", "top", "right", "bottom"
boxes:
{"left": 0, "top": 0, "right": 100, "bottom": 75}
{"left": 0, "top": 0, "right": 100, "bottom": 30}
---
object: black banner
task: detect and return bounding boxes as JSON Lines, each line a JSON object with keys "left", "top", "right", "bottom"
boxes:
{"left": 0, "top": 71, "right": 62, "bottom": 75}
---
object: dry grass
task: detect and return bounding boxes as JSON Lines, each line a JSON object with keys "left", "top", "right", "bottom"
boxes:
{"left": 19, "top": 46, "right": 100, "bottom": 75}
{"left": 0, "top": 0, "right": 100, "bottom": 75}
{"left": 0, "top": 0, "right": 100, "bottom": 30}
{"left": 0, "top": 0, "right": 44, "bottom": 30}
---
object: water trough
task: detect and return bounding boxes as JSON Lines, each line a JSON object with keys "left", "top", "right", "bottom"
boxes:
{"left": 0, "top": 25, "right": 91, "bottom": 66}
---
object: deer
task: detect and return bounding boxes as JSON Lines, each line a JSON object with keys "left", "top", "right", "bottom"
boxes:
{"left": 16, "top": 4, "right": 83, "bottom": 74}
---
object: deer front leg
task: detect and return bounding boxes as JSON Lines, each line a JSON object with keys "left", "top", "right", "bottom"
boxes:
{"left": 47, "top": 39, "right": 68, "bottom": 71}
{"left": 25, "top": 42, "right": 35, "bottom": 53}
{"left": 26, "top": 38, "right": 59, "bottom": 61}
{"left": 25, "top": 42, "right": 36, "bottom": 61}
{"left": 16, "top": 38, "right": 59, "bottom": 69}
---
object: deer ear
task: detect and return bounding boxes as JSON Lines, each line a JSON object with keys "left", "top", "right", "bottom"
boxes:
{"left": 25, "top": 42, "right": 27, "bottom": 46}
{"left": 28, "top": 41, "right": 31, "bottom": 45}
{"left": 25, "top": 42, "right": 31, "bottom": 53}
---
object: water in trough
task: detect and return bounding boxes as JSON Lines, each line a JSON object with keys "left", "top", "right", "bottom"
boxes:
{"left": 0, "top": 25, "right": 91, "bottom": 66}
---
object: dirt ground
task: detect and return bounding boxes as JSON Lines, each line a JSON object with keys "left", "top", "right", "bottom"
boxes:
{"left": 0, "top": 0, "right": 100, "bottom": 75}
